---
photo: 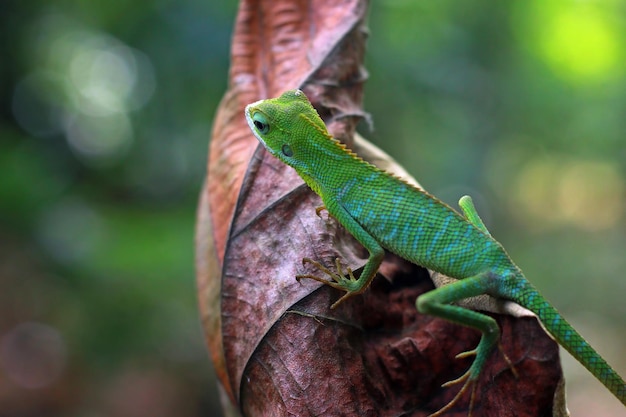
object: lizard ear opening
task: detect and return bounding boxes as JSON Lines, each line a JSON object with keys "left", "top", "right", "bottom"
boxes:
{"left": 252, "top": 113, "right": 270, "bottom": 134}
{"left": 281, "top": 144, "right": 293, "bottom": 157}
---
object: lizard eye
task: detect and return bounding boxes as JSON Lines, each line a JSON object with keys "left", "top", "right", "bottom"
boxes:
{"left": 281, "top": 144, "right": 293, "bottom": 157}
{"left": 252, "top": 113, "right": 270, "bottom": 134}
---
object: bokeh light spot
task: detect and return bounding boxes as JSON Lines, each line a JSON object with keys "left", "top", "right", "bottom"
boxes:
{"left": 514, "top": 0, "right": 623, "bottom": 83}
{"left": 512, "top": 155, "right": 624, "bottom": 231}
{"left": 69, "top": 43, "right": 136, "bottom": 116}
{"left": 64, "top": 112, "right": 133, "bottom": 163}
{"left": 13, "top": 13, "right": 156, "bottom": 167}
{"left": 557, "top": 160, "right": 624, "bottom": 230}
{"left": 542, "top": 7, "right": 619, "bottom": 81}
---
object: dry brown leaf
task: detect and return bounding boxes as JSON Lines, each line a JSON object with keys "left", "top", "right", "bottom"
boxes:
{"left": 196, "top": 0, "right": 369, "bottom": 405}
{"left": 196, "top": 0, "right": 564, "bottom": 415}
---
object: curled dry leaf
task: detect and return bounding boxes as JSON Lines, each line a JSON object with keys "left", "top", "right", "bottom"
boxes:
{"left": 196, "top": 0, "right": 370, "bottom": 405}
{"left": 196, "top": 0, "right": 564, "bottom": 415}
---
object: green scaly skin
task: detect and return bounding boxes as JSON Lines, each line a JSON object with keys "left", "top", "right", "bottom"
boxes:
{"left": 245, "top": 89, "right": 626, "bottom": 415}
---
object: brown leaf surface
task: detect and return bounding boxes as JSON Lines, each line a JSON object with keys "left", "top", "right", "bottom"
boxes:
{"left": 240, "top": 274, "right": 562, "bottom": 417}
{"left": 196, "top": 0, "right": 564, "bottom": 415}
{"left": 196, "top": 0, "right": 369, "bottom": 405}
{"left": 206, "top": 0, "right": 369, "bottom": 267}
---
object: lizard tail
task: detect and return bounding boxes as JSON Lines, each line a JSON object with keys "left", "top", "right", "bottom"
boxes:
{"left": 510, "top": 279, "right": 626, "bottom": 405}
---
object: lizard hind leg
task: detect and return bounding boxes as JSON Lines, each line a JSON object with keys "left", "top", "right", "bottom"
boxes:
{"left": 458, "top": 195, "right": 491, "bottom": 237}
{"left": 416, "top": 272, "right": 503, "bottom": 416}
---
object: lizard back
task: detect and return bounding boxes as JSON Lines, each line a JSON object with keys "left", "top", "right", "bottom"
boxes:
{"left": 324, "top": 158, "right": 513, "bottom": 280}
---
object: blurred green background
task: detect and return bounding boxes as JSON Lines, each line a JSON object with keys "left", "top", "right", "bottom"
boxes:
{"left": 1, "top": 1, "right": 624, "bottom": 416}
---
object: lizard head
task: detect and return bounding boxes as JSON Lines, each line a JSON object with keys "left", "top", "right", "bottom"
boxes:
{"left": 245, "top": 89, "right": 330, "bottom": 173}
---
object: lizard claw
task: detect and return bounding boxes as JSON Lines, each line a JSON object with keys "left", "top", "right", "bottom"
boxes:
{"left": 301, "top": 257, "right": 314, "bottom": 267}
{"left": 297, "top": 257, "right": 339, "bottom": 284}
{"left": 497, "top": 343, "right": 519, "bottom": 379}
{"left": 428, "top": 369, "right": 477, "bottom": 417}
{"left": 314, "top": 205, "right": 327, "bottom": 218}
{"left": 455, "top": 348, "right": 477, "bottom": 360}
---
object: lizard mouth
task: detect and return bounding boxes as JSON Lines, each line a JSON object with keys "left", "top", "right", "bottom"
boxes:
{"left": 244, "top": 101, "right": 268, "bottom": 147}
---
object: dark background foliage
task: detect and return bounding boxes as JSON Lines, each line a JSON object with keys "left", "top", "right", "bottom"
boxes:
{"left": 1, "top": 1, "right": 624, "bottom": 416}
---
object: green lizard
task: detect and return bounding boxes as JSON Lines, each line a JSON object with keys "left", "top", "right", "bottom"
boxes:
{"left": 244, "top": 89, "right": 626, "bottom": 415}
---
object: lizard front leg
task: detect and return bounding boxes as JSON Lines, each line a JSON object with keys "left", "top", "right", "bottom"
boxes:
{"left": 296, "top": 202, "right": 384, "bottom": 309}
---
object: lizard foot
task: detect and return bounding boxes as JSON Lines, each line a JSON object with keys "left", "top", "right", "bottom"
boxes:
{"left": 296, "top": 257, "right": 360, "bottom": 308}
